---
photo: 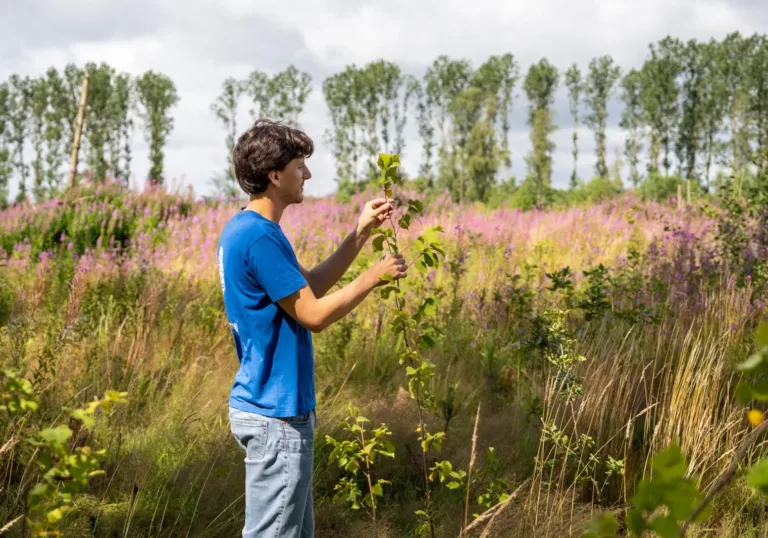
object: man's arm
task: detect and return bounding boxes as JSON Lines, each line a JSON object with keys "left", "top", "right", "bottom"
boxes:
{"left": 280, "top": 253, "right": 406, "bottom": 333}
{"left": 300, "top": 226, "right": 369, "bottom": 298}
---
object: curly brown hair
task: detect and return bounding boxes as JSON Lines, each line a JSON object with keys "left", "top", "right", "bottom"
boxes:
{"left": 232, "top": 119, "right": 314, "bottom": 195}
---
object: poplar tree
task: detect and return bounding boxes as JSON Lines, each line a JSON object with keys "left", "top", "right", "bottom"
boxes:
{"left": 323, "top": 65, "right": 366, "bottom": 189}
{"left": 565, "top": 64, "right": 583, "bottom": 188}
{"left": 423, "top": 56, "right": 472, "bottom": 191}
{"left": 135, "top": 71, "right": 179, "bottom": 184}
{"left": 267, "top": 65, "right": 312, "bottom": 127}
{"left": 106, "top": 73, "right": 133, "bottom": 182}
{"left": 84, "top": 62, "right": 116, "bottom": 183}
{"left": 640, "top": 37, "right": 682, "bottom": 176}
{"left": 497, "top": 53, "right": 520, "bottom": 182}
{"left": 415, "top": 81, "right": 436, "bottom": 186}
{"left": 584, "top": 55, "right": 622, "bottom": 179}
{"left": 29, "top": 77, "right": 48, "bottom": 201}
{"left": 211, "top": 77, "right": 245, "bottom": 195}
{"left": 700, "top": 39, "right": 728, "bottom": 189}
{"left": 523, "top": 58, "right": 559, "bottom": 207}
{"left": 746, "top": 34, "right": 768, "bottom": 184}
{"left": 0, "top": 83, "right": 11, "bottom": 206}
{"left": 620, "top": 69, "right": 644, "bottom": 187}
{"left": 43, "top": 68, "right": 69, "bottom": 194}
{"left": 676, "top": 40, "right": 707, "bottom": 182}
{"left": 8, "top": 75, "right": 31, "bottom": 203}
{"left": 719, "top": 33, "right": 751, "bottom": 182}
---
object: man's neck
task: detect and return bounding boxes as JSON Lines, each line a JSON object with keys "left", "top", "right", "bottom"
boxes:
{"left": 244, "top": 195, "right": 285, "bottom": 224}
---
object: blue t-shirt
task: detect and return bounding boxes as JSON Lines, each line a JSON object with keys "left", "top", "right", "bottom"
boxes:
{"left": 217, "top": 209, "right": 315, "bottom": 417}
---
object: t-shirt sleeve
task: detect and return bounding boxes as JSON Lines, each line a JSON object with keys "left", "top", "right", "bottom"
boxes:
{"left": 247, "top": 232, "right": 308, "bottom": 303}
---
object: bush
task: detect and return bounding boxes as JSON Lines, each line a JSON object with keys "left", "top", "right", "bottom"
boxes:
{"left": 0, "top": 179, "right": 194, "bottom": 260}
{"left": 508, "top": 177, "right": 554, "bottom": 210}
{"left": 569, "top": 176, "right": 624, "bottom": 204}
{"left": 486, "top": 178, "right": 517, "bottom": 209}
{"left": 638, "top": 173, "right": 706, "bottom": 202}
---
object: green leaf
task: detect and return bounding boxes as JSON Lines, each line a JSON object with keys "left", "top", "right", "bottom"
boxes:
{"left": 446, "top": 481, "right": 461, "bottom": 489}
{"left": 747, "top": 458, "right": 768, "bottom": 496}
{"left": 693, "top": 500, "right": 713, "bottom": 523}
{"left": 737, "top": 351, "right": 767, "bottom": 372}
{"left": 737, "top": 381, "right": 755, "bottom": 405}
{"left": 380, "top": 285, "right": 402, "bottom": 299}
{"left": 584, "top": 512, "right": 620, "bottom": 538}
{"left": 752, "top": 378, "right": 768, "bottom": 401}
{"left": 372, "top": 482, "right": 383, "bottom": 496}
{"left": 420, "top": 334, "right": 436, "bottom": 348}
{"left": 372, "top": 235, "right": 386, "bottom": 252}
{"left": 756, "top": 321, "right": 768, "bottom": 347}
{"left": 422, "top": 227, "right": 439, "bottom": 245}
{"left": 626, "top": 509, "right": 647, "bottom": 535}
{"left": 398, "top": 213, "right": 411, "bottom": 230}
{"left": 70, "top": 408, "right": 95, "bottom": 429}
{"left": 39, "top": 425, "right": 73, "bottom": 446}
{"left": 651, "top": 445, "right": 687, "bottom": 481}
{"left": 420, "top": 298, "right": 437, "bottom": 317}
{"left": 408, "top": 199, "right": 424, "bottom": 214}
{"left": 47, "top": 507, "right": 67, "bottom": 524}
{"left": 649, "top": 513, "right": 680, "bottom": 538}
{"left": 28, "top": 482, "right": 49, "bottom": 502}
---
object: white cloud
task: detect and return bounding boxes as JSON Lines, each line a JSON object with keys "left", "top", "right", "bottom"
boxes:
{"left": 1, "top": 0, "right": 764, "bottom": 200}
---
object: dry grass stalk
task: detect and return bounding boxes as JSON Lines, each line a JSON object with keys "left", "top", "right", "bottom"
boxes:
{"left": 680, "top": 417, "right": 768, "bottom": 536}
{"left": 0, "top": 515, "right": 24, "bottom": 534}
{"left": 461, "top": 402, "right": 481, "bottom": 537}
{"left": 463, "top": 478, "right": 530, "bottom": 537}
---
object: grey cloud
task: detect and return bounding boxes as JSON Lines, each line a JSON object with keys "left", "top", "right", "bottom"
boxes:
{"left": 0, "top": 0, "right": 163, "bottom": 51}
{"left": 2, "top": 0, "right": 766, "bottom": 198}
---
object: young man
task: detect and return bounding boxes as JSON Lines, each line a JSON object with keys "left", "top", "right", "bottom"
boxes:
{"left": 218, "top": 119, "right": 407, "bottom": 538}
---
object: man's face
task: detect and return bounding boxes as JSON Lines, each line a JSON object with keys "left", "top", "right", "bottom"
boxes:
{"left": 276, "top": 157, "right": 311, "bottom": 204}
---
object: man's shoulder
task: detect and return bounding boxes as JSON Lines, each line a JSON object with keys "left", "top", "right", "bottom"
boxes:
{"left": 220, "top": 213, "right": 274, "bottom": 249}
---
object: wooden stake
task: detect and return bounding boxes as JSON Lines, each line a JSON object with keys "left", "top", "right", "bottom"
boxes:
{"left": 687, "top": 179, "right": 691, "bottom": 206}
{"left": 677, "top": 183, "right": 682, "bottom": 210}
{"left": 67, "top": 76, "right": 89, "bottom": 190}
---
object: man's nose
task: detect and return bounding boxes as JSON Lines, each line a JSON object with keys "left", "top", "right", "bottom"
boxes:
{"left": 304, "top": 168, "right": 312, "bottom": 180}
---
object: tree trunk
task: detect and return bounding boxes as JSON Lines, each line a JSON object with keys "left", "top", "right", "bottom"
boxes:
{"left": 67, "top": 76, "right": 89, "bottom": 190}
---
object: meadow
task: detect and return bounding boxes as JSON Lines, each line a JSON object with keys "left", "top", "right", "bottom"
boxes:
{"left": 1, "top": 177, "right": 767, "bottom": 537}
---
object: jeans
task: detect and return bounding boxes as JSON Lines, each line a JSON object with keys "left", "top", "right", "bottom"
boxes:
{"left": 229, "top": 406, "right": 316, "bottom": 538}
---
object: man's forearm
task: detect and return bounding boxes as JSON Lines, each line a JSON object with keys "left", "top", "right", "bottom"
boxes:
{"left": 308, "top": 226, "right": 369, "bottom": 297}
{"left": 312, "top": 272, "right": 377, "bottom": 331}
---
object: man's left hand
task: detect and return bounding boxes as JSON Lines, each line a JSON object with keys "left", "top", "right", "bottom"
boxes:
{"left": 357, "top": 198, "right": 394, "bottom": 236}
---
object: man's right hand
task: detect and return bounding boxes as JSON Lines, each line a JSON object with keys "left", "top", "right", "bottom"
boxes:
{"left": 280, "top": 252, "right": 408, "bottom": 333}
{"left": 368, "top": 253, "right": 408, "bottom": 288}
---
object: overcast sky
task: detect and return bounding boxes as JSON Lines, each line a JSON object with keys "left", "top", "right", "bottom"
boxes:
{"left": 2, "top": 0, "right": 766, "bottom": 199}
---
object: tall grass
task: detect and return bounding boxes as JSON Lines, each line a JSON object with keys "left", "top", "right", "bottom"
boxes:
{"left": 0, "top": 180, "right": 766, "bottom": 536}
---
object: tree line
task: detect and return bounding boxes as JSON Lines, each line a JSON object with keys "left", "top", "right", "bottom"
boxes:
{"left": 2, "top": 31, "right": 767, "bottom": 207}
{"left": 209, "top": 30, "right": 768, "bottom": 205}
{"left": 0, "top": 63, "right": 178, "bottom": 206}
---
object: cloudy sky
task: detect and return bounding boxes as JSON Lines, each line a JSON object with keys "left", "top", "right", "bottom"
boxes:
{"left": 2, "top": 0, "right": 766, "bottom": 199}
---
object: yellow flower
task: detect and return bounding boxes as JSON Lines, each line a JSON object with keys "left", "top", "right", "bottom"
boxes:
{"left": 747, "top": 409, "right": 765, "bottom": 427}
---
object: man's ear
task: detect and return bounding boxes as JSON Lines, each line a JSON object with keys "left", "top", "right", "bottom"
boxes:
{"left": 267, "top": 169, "right": 280, "bottom": 187}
